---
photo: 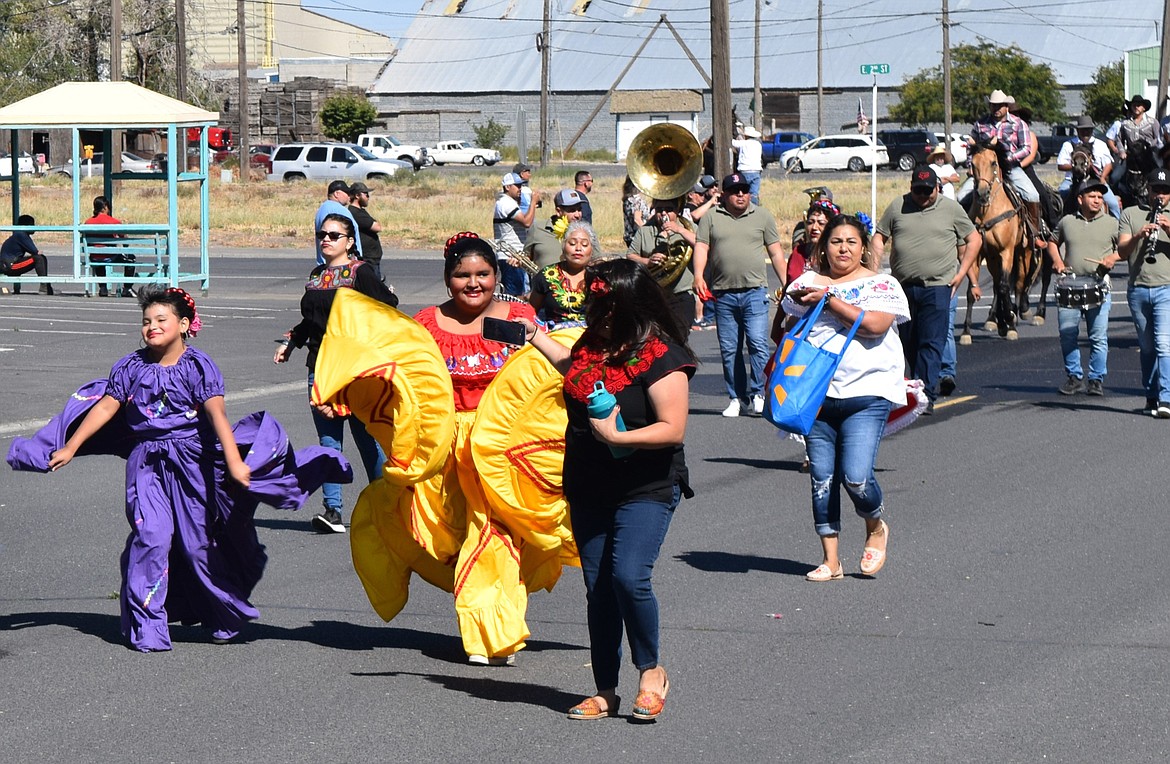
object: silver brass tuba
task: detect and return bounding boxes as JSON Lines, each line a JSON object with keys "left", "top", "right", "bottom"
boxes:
{"left": 626, "top": 124, "right": 703, "bottom": 287}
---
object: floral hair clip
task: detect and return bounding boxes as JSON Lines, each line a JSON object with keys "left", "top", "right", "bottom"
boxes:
{"left": 166, "top": 287, "right": 203, "bottom": 336}
{"left": 588, "top": 277, "right": 610, "bottom": 296}
{"left": 810, "top": 199, "right": 841, "bottom": 218}
{"left": 552, "top": 215, "right": 570, "bottom": 241}
{"left": 444, "top": 231, "right": 481, "bottom": 258}
{"left": 854, "top": 211, "right": 874, "bottom": 234}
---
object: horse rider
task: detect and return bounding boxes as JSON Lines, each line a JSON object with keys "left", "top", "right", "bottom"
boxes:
{"left": 1044, "top": 178, "right": 1120, "bottom": 398}
{"left": 1117, "top": 94, "right": 1162, "bottom": 166}
{"left": 1056, "top": 115, "right": 1119, "bottom": 218}
{"left": 959, "top": 90, "right": 1044, "bottom": 243}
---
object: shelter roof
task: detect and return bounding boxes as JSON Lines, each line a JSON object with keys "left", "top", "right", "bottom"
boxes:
{"left": 0, "top": 82, "right": 219, "bottom": 127}
{"left": 372, "top": 0, "right": 1160, "bottom": 94}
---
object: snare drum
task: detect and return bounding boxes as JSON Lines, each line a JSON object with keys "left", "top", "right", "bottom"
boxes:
{"left": 1055, "top": 273, "right": 1108, "bottom": 310}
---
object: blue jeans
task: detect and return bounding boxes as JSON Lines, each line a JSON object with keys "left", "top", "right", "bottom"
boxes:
{"left": 499, "top": 261, "right": 529, "bottom": 296}
{"left": 805, "top": 396, "right": 891, "bottom": 536}
{"left": 941, "top": 291, "right": 958, "bottom": 379}
{"left": 1058, "top": 293, "right": 1111, "bottom": 381}
{"left": 1127, "top": 285, "right": 1170, "bottom": 402}
{"left": 307, "top": 373, "right": 385, "bottom": 512}
{"left": 570, "top": 485, "right": 680, "bottom": 692}
{"left": 744, "top": 171, "right": 761, "bottom": 205}
{"left": 713, "top": 287, "right": 771, "bottom": 400}
{"left": 901, "top": 283, "right": 951, "bottom": 401}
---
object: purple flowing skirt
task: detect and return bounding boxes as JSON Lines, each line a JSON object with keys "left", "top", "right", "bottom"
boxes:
{"left": 7, "top": 380, "right": 353, "bottom": 650}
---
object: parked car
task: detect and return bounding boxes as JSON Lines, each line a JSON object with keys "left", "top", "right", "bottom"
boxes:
{"left": 49, "top": 152, "right": 153, "bottom": 177}
{"left": 760, "top": 131, "right": 816, "bottom": 168}
{"left": 425, "top": 140, "right": 501, "bottom": 167}
{"left": 357, "top": 134, "right": 428, "bottom": 169}
{"left": 780, "top": 134, "right": 889, "bottom": 173}
{"left": 876, "top": 129, "right": 939, "bottom": 171}
{"left": 0, "top": 152, "right": 35, "bottom": 176}
{"left": 934, "top": 132, "right": 972, "bottom": 165}
{"left": 267, "top": 142, "right": 412, "bottom": 182}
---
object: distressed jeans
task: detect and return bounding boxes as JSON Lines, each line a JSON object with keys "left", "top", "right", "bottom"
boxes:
{"left": 1058, "top": 292, "right": 1111, "bottom": 381}
{"left": 1128, "top": 285, "right": 1170, "bottom": 402}
{"left": 805, "top": 395, "right": 892, "bottom": 536}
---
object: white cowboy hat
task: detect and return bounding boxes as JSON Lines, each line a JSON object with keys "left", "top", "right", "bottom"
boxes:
{"left": 987, "top": 90, "right": 1012, "bottom": 105}
{"left": 743, "top": 125, "right": 762, "bottom": 138}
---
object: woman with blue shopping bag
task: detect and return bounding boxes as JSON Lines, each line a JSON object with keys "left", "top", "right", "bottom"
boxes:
{"left": 779, "top": 215, "right": 910, "bottom": 581}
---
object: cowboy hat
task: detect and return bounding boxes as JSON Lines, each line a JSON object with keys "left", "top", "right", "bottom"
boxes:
{"left": 987, "top": 89, "right": 1012, "bottom": 105}
{"left": 743, "top": 125, "right": 762, "bottom": 138}
{"left": 1125, "top": 94, "right": 1152, "bottom": 111}
{"left": 1074, "top": 114, "right": 1096, "bottom": 130}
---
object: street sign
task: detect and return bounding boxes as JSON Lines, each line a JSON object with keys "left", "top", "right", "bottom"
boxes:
{"left": 860, "top": 64, "right": 890, "bottom": 75}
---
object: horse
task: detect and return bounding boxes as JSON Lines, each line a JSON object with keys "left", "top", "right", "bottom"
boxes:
{"left": 960, "top": 143, "right": 1043, "bottom": 342}
{"left": 1118, "top": 139, "right": 1159, "bottom": 208}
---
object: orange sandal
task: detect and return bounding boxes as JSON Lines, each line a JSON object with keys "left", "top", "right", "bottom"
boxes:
{"left": 632, "top": 675, "right": 670, "bottom": 721}
{"left": 566, "top": 695, "right": 620, "bottom": 720}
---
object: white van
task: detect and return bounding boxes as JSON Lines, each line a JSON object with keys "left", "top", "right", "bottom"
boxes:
{"left": 267, "top": 143, "right": 413, "bottom": 182}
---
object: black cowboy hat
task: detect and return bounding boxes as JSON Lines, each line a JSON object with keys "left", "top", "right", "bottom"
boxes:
{"left": 1125, "top": 94, "right": 1153, "bottom": 111}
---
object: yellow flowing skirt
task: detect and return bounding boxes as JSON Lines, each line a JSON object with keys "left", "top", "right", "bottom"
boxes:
{"left": 314, "top": 290, "right": 580, "bottom": 659}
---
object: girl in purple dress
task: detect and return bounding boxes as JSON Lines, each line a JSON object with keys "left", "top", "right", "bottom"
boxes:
{"left": 46, "top": 287, "right": 257, "bottom": 651}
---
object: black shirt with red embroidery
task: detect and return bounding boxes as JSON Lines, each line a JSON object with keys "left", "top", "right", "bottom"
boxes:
{"left": 288, "top": 259, "right": 399, "bottom": 369}
{"left": 562, "top": 334, "right": 695, "bottom": 505}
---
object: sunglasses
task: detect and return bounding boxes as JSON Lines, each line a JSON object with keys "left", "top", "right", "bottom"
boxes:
{"left": 911, "top": 187, "right": 934, "bottom": 196}
{"left": 315, "top": 230, "right": 348, "bottom": 242}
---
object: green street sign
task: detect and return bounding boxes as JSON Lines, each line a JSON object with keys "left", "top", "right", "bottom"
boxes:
{"left": 860, "top": 64, "right": 890, "bottom": 75}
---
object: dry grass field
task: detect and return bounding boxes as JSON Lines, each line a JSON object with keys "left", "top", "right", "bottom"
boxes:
{"left": 6, "top": 165, "right": 1066, "bottom": 254}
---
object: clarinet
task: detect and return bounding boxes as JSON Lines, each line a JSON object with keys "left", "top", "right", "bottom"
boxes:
{"left": 1145, "top": 199, "right": 1165, "bottom": 264}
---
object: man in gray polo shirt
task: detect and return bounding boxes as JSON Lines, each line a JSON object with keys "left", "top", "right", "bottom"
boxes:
{"left": 1045, "top": 179, "right": 1120, "bottom": 397}
{"left": 1118, "top": 167, "right": 1170, "bottom": 417}
{"left": 524, "top": 189, "right": 585, "bottom": 268}
{"left": 873, "top": 164, "right": 981, "bottom": 412}
{"left": 693, "top": 172, "right": 787, "bottom": 417}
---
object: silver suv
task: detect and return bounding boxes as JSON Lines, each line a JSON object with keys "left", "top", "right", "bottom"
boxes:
{"left": 267, "top": 142, "right": 413, "bottom": 182}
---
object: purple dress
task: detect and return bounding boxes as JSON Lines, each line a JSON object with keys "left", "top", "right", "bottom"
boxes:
{"left": 7, "top": 346, "right": 353, "bottom": 652}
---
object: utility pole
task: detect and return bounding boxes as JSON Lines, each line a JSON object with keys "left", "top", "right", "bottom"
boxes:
{"left": 176, "top": 0, "right": 188, "bottom": 102}
{"left": 942, "top": 0, "right": 952, "bottom": 154}
{"left": 539, "top": 0, "right": 550, "bottom": 166}
{"left": 710, "top": 0, "right": 733, "bottom": 179}
{"left": 111, "top": 0, "right": 122, "bottom": 177}
{"left": 237, "top": 0, "right": 249, "bottom": 183}
{"left": 1159, "top": 0, "right": 1170, "bottom": 119}
{"left": 816, "top": 0, "right": 823, "bottom": 135}
{"left": 753, "top": 0, "right": 762, "bottom": 134}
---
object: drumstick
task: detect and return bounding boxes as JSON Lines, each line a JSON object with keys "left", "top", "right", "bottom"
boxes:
{"left": 1083, "top": 257, "right": 1107, "bottom": 265}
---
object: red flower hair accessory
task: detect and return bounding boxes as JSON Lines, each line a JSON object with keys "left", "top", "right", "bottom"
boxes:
{"left": 588, "top": 277, "right": 609, "bottom": 295}
{"left": 166, "top": 287, "right": 203, "bottom": 336}
{"left": 444, "top": 231, "right": 481, "bottom": 258}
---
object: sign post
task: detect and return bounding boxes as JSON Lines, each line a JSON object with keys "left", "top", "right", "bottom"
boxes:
{"left": 860, "top": 64, "right": 889, "bottom": 230}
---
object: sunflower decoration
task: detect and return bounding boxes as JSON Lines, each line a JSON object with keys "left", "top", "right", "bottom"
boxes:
{"left": 551, "top": 215, "right": 570, "bottom": 241}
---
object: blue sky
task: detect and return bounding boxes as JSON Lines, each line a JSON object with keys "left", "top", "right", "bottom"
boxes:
{"left": 307, "top": 0, "right": 420, "bottom": 41}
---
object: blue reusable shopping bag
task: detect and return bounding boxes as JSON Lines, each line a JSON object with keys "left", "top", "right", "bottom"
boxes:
{"left": 763, "top": 296, "right": 864, "bottom": 435}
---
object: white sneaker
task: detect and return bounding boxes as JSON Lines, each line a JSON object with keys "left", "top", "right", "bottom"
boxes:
{"left": 751, "top": 394, "right": 765, "bottom": 415}
{"left": 721, "top": 398, "right": 742, "bottom": 417}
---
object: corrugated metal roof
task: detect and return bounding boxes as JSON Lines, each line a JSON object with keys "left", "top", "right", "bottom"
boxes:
{"left": 372, "top": 0, "right": 1161, "bottom": 94}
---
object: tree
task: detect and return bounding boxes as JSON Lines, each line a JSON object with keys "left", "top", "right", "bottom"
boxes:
{"left": 890, "top": 39, "right": 1065, "bottom": 126}
{"left": 1081, "top": 60, "right": 1124, "bottom": 126}
{"left": 319, "top": 93, "right": 378, "bottom": 142}
{"left": 471, "top": 118, "right": 508, "bottom": 150}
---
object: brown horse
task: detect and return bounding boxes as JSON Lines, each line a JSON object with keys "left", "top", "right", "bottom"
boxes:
{"left": 961, "top": 144, "right": 1042, "bottom": 341}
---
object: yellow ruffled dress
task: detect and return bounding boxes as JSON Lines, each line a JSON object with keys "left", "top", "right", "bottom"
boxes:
{"left": 313, "top": 289, "right": 579, "bottom": 660}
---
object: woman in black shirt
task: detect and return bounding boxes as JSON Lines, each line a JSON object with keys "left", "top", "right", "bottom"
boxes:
{"left": 274, "top": 213, "right": 398, "bottom": 533}
{"left": 522, "top": 258, "right": 695, "bottom": 722}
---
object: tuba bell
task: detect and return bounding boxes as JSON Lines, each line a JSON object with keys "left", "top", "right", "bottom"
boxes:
{"left": 626, "top": 124, "right": 703, "bottom": 287}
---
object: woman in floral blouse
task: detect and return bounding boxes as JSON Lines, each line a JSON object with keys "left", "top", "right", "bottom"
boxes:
{"left": 529, "top": 220, "right": 599, "bottom": 327}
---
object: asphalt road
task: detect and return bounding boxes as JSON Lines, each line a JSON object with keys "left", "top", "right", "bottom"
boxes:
{"left": 2, "top": 254, "right": 1169, "bottom": 762}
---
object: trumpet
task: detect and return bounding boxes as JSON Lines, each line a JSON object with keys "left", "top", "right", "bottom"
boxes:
{"left": 1145, "top": 199, "right": 1165, "bottom": 264}
{"left": 491, "top": 237, "right": 540, "bottom": 274}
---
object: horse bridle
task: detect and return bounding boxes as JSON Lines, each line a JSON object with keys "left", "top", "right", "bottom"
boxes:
{"left": 971, "top": 149, "right": 1020, "bottom": 233}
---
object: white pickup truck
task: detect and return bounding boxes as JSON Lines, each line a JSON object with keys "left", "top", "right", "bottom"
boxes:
{"left": 426, "top": 140, "right": 501, "bottom": 167}
{"left": 355, "top": 134, "right": 427, "bottom": 170}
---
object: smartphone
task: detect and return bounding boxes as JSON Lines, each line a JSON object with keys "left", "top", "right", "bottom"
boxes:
{"left": 481, "top": 316, "right": 527, "bottom": 347}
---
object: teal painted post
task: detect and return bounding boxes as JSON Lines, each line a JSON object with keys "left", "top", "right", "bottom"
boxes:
{"left": 167, "top": 124, "right": 179, "bottom": 288}
{"left": 200, "top": 124, "right": 210, "bottom": 294}
{"left": 10, "top": 129, "right": 20, "bottom": 223}
{"left": 102, "top": 130, "right": 113, "bottom": 204}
